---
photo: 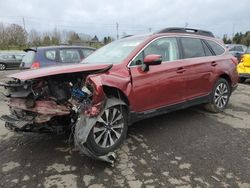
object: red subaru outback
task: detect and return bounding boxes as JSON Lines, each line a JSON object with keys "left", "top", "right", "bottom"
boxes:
{"left": 0, "top": 28, "right": 238, "bottom": 161}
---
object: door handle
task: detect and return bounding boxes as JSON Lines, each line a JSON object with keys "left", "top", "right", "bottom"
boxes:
{"left": 211, "top": 61, "right": 217, "bottom": 67}
{"left": 176, "top": 67, "right": 186, "bottom": 73}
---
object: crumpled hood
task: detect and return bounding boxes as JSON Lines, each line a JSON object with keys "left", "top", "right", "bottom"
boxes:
{"left": 8, "top": 63, "right": 113, "bottom": 80}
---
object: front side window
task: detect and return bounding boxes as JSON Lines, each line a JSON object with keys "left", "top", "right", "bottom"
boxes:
{"left": 45, "top": 50, "right": 56, "bottom": 61}
{"left": 181, "top": 38, "right": 205, "bottom": 58}
{"left": 130, "top": 37, "right": 179, "bottom": 66}
{"left": 206, "top": 40, "right": 225, "bottom": 55}
{"left": 59, "top": 49, "right": 81, "bottom": 63}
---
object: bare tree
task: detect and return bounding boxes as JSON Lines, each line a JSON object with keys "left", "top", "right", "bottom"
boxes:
{"left": 51, "top": 28, "right": 61, "bottom": 45}
{"left": 0, "top": 23, "right": 7, "bottom": 49}
{"left": 67, "top": 31, "right": 81, "bottom": 45}
{"left": 29, "top": 29, "right": 41, "bottom": 46}
{"left": 6, "top": 24, "right": 27, "bottom": 48}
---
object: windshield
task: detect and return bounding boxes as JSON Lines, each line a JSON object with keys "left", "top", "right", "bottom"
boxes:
{"left": 246, "top": 47, "right": 250, "bottom": 54}
{"left": 81, "top": 36, "right": 146, "bottom": 64}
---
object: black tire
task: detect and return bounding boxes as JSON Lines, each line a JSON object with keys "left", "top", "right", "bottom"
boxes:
{"left": 0, "top": 63, "right": 6, "bottom": 70}
{"left": 86, "top": 105, "right": 128, "bottom": 156}
{"left": 239, "top": 77, "right": 246, "bottom": 83}
{"left": 204, "top": 78, "right": 231, "bottom": 113}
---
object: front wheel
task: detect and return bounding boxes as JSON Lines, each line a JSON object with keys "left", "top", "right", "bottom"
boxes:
{"left": 204, "top": 78, "right": 231, "bottom": 113}
{"left": 0, "top": 63, "right": 6, "bottom": 70}
{"left": 86, "top": 105, "right": 128, "bottom": 156}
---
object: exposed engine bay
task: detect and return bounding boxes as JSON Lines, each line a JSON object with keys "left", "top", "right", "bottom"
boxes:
{"left": 1, "top": 73, "right": 95, "bottom": 133}
{"left": 0, "top": 67, "right": 127, "bottom": 163}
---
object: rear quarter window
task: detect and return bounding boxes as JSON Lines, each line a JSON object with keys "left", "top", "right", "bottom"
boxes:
{"left": 206, "top": 40, "right": 225, "bottom": 55}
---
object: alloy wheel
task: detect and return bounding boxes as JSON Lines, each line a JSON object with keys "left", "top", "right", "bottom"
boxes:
{"left": 93, "top": 107, "right": 124, "bottom": 148}
{"left": 214, "top": 83, "right": 229, "bottom": 108}
{"left": 0, "top": 64, "right": 6, "bottom": 70}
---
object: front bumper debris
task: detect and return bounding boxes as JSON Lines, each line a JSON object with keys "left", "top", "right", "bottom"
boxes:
{"left": 0, "top": 115, "right": 32, "bottom": 131}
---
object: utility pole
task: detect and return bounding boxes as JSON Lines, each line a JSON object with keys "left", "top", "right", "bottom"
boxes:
{"left": 22, "top": 17, "right": 26, "bottom": 31}
{"left": 148, "top": 27, "right": 152, "bottom": 32}
{"left": 232, "top": 23, "right": 235, "bottom": 39}
{"left": 116, "top": 22, "right": 119, "bottom": 40}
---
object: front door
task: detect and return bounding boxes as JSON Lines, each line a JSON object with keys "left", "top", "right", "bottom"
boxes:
{"left": 129, "top": 37, "right": 186, "bottom": 112}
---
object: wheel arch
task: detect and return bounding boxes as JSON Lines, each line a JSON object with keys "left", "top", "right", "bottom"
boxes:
{"left": 102, "top": 85, "right": 130, "bottom": 107}
{"left": 218, "top": 73, "right": 232, "bottom": 86}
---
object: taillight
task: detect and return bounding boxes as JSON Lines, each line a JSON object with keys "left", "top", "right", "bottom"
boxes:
{"left": 31, "top": 61, "right": 40, "bottom": 69}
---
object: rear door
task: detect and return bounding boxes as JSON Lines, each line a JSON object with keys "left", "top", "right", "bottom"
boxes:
{"left": 179, "top": 37, "right": 215, "bottom": 99}
{"left": 129, "top": 37, "right": 186, "bottom": 112}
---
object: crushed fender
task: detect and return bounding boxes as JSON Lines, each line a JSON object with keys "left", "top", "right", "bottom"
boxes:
{"left": 74, "top": 98, "right": 126, "bottom": 163}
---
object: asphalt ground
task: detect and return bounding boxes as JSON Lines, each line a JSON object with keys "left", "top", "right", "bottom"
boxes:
{"left": 0, "top": 69, "right": 249, "bottom": 188}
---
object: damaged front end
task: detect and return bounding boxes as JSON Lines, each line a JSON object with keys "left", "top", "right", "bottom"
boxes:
{"left": 0, "top": 65, "right": 128, "bottom": 163}
{"left": 0, "top": 75, "right": 95, "bottom": 134}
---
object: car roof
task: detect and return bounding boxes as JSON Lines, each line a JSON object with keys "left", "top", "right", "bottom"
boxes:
{"left": 123, "top": 32, "right": 222, "bottom": 45}
{"left": 24, "top": 45, "right": 96, "bottom": 52}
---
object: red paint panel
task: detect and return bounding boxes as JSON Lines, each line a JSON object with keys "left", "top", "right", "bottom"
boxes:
{"left": 8, "top": 98, "right": 70, "bottom": 115}
{"left": 8, "top": 63, "right": 112, "bottom": 80}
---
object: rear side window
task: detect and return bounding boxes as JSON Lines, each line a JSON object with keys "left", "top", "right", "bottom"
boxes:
{"left": 45, "top": 50, "right": 56, "bottom": 61}
{"left": 181, "top": 38, "right": 205, "bottom": 58}
{"left": 59, "top": 49, "right": 81, "bottom": 63}
{"left": 206, "top": 40, "right": 225, "bottom": 55}
{"left": 82, "top": 49, "right": 94, "bottom": 58}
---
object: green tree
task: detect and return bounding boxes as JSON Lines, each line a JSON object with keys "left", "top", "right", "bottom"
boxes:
{"left": 222, "top": 34, "right": 231, "bottom": 44}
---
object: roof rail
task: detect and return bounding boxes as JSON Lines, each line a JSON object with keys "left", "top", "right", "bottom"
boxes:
{"left": 156, "top": 27, "right": 215, "bottom": 38}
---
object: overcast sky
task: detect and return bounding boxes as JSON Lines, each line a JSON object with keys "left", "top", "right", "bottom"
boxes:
{"left": 0, "top": 0, "right": 249, "bottom": 39}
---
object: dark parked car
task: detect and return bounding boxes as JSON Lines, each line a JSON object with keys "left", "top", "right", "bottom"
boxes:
{"left": 0, "top": 54, "right": 25, "bottom": 70}
{"left": 20, "top": 46, "right": 95, "bottom": 69}
{"left": 226, "top": 44, "right": 247, "bottom": 61}
{"left": 1, "top": 28, "right": 238, "bottom": 162}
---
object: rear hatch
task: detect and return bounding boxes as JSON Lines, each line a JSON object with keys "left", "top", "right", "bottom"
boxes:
{"left": 19, "top": 49, "right": 36, "bottom": 69}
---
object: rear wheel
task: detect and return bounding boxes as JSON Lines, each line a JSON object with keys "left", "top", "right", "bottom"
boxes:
{"left": 204, "top": 78, "right": 231, "bottom": 113}
{"left": 0, "top": 63, "right": 6, "bottom": 70}
{"left": 86, "top": 105, "right": 128, "bottom": 156}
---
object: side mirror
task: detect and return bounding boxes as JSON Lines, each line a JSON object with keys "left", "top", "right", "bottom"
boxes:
{"left": 141, "top": 54, "right": 162, "bottom": 71}
{"left": 144, "top": 54, "right": 162, "bottom": 66}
